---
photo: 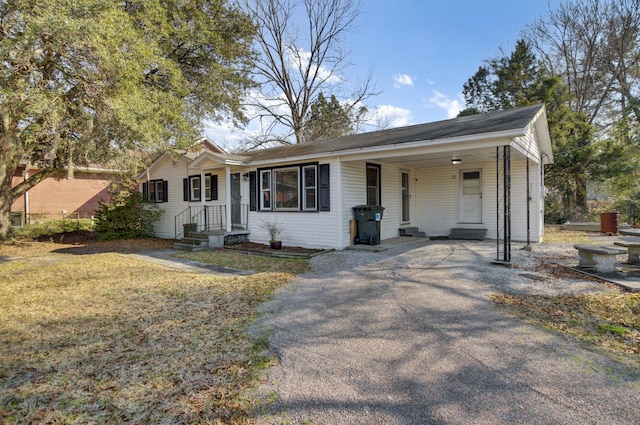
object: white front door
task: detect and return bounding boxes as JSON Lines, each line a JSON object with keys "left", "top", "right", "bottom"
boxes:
{"left": 459, "top": 170, "right": 482, "bottom": 223}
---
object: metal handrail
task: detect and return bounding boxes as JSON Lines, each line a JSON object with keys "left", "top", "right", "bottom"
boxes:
{"left": 174, "top": 204, "right": 248, "bottom": 239}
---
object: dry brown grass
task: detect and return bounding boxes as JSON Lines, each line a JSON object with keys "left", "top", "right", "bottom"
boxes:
{"left": 491, "top": 292, "right": 640, "bottom": 361}
{"left": 0, "top": 237, "right": 302, "bottom": 424}
{"left": 542, "top": 225, "right": 594, "bottom": 244}
{"left": 175, "top": 250, "right": 310, "bottom": 274}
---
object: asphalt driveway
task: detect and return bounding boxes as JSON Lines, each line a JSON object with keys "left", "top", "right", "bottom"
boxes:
{"left": 253, "top": 240, "right": 640, "bottom": 425}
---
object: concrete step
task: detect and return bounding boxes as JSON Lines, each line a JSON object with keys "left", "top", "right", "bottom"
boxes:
{"left": 185, "top": 232, "right": 209, "bottom": 240}
{"left": 173, "top": 242, "right": 207, "bottom": 252}
{"left": 399, "top": 227, "right": 426, "bottom": 237}
{"left": 173, "top": 236, "right": 209, "bottom": 252}
{"left": 449, "top": 228, "right": 487, "bottom": 240}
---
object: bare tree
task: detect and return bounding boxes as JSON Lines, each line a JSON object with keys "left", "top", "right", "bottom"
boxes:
{"left": 243, "top": 0, "right": 376, "bottom": 147}
{"left": 526, "top": 0, "right": 640, "bottom": 133}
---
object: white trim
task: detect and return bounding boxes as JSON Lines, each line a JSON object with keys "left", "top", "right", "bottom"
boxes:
{"left": 260, "top": 170, "right": 272, "bottom": 210}
{"left": 337, "top": 157, "right": 344, "bottom": 248}
{"left": 401, "top": 169, "right": 410, "bottom": 224}
{"left": 302, "top": 164, "right": 318, "bottom": 211}
{"left": 457, "top": 168, "right": 483, "bottom": 224}
{"left": 273, "top": 167, "right": 300, "bottom": 211}
{"left": 225, "top": 166, "right": 232, "bottom": 232}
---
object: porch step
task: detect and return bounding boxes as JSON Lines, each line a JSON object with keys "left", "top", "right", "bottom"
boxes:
{"left": 173, "top": 235, "right": 209, "bottom": 252}
{"left": 399, "top": 227, "right": 426, "bottom": 237}
{"left": 449, "top": 228, "right": 487, "bottom": 240}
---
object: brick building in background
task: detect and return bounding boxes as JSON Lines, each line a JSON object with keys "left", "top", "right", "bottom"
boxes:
{"left": 11, "top": 166, "right": 120, "bottom": 222}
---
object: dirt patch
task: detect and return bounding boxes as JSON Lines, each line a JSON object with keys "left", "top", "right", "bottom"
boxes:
{"left": 0, "top": 231, "right": 174, "bottom": 257}
{"left": 225, "top": 242, "right": 331, "bottom": 258}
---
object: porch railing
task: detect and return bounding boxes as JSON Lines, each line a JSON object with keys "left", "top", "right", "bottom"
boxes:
{"left": 174, "top": 205, "right": 248, "bottom": 239}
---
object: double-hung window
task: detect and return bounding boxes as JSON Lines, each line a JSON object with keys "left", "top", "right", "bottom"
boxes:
{"left": 260, "top": 170, "right": 271, "bottom": 210}
{"left": 255, "top": 163, "right": 328, "bottom": 212}
{"left": 190, "top": 176, "right": 201, "bottom": 201}
{"left": 143, "top": 179, "right": 168, "bottom": 203}
{"left": 302, "top": 165, "right": 317, "bottom": 211}
{"left": 183, "top": 174, "right": 217, "bottom": 201}
{"left": 366, "top": 163, "right": 381, "bottom": 206}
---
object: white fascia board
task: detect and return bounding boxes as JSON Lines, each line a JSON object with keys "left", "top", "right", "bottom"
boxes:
{"left": 247, "top": 129, "right": 525, "bottom": 167}
{"left": 188, "top": 152, "right": 248, "bottom": 172}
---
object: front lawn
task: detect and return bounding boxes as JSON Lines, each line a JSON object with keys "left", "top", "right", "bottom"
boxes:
{"left": 174, "top": 250, "right": 310, "bottom": 274}
{"left": 0, "top": 240, "right": 304, "bottom": 424}
{"left": 491, "top": 292, "right": 640, "bottom": 359}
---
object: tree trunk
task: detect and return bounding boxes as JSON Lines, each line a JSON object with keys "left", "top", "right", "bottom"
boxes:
{"left": 0, "top": 129, "right": 18, "bottom": 240}
{"left": 575, "top": 174, "right": 589, "bottom": 212}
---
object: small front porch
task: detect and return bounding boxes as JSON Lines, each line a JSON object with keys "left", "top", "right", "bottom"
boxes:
{"left": 174, "top": 205, "right": 250, "bottom": 251}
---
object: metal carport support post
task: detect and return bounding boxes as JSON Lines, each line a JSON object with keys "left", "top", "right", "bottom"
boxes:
{"left": 496, "top": 146, "right": 511, "bottom": 262}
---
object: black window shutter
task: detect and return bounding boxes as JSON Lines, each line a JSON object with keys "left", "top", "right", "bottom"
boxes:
{"left": 142, "top": 182, "right": 149, "bottom": 200}
{"left": 163, "top": 180, "right": 168, "bottom": 202}
{"left": 211, "top": 175, "right": 218, "bottom": 201}
{"left": 249, "top": 171, "right": 257, "bottom": 211}
{"left": 183, "top": 178, "right": 189, "bottom": 201}
{"left": 319, "top": 164, "right": 330, "bottom": 211}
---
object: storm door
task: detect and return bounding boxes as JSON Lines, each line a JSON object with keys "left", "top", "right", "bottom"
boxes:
{"left": 459, "top": 170, "right": 482, "bottom": 223}
{"left": 231, "top": 173, "right": 241, "bottom": 227}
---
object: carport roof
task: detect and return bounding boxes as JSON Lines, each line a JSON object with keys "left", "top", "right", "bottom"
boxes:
{"left": 244, "top": 104, "right": 549, "bottom": 163}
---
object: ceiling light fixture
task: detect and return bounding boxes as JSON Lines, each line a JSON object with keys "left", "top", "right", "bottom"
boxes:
{"left": 451, "top": 159, "right": 461, "bottom": 165}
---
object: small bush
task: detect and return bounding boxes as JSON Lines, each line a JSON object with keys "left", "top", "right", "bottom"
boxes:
{"left": 94, "top": 185, "right": 162, "bottom": 240}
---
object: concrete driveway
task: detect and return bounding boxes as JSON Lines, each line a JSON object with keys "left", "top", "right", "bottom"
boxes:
{"left": 253, "top": 240, "right": 640, "bottom": 425}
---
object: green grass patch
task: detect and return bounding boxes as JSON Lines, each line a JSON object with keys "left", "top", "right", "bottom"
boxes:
{"left": 0, "top": 252, "right": 298, "bottom": 424}
{"left": 175, "top": 250, "right": 311, "bottom": 274}
{"left": 490, "top": 292, "right": 640, "bottom": 359}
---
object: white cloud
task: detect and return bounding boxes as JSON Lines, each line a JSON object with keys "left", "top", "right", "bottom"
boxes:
{"left": 365, "top": 104, "right": 413, "bottom": 129}
{"left": 393, "top": 73, "right": 414, "bottom": 88}
{"left": 428, "top": 90, "right": 464, "bottom": 118}
{"left": 426, "top": 78, "right": 434, "bottom": 85}
{"left": 287, "top": 46, "right": 342, "bottom": 85}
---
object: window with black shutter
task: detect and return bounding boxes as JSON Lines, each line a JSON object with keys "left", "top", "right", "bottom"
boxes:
{"left": 143, "top": 180, "right": 168, "bottom": 203}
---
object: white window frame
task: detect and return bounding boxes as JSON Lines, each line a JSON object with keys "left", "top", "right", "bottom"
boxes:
{"left": 401, "top": 170, "right": 410, "bottom": 223}
{"left": 273, "top": 167, "right": 300, "bottom": 211}
{"left": 153, "top": 180, "right": 164, "bottom": 203}
{"left": 302, "top": 165, "right": 317, "bottom": 211}
{"left": 366, "top": 163, "right": 381, "bottom": 206}
{"left": 260, "top": 170, "right": 272, "bottom": 210}
{"left": 204, "top": 175, "right": 211, "bottom": 201}
{"left": 190, "top": 175, "right": 201, "bottom": 201}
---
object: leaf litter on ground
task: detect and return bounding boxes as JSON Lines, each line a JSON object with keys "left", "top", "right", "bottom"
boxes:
{"left": 0, "top": 237, "right": 305, "bottom": 424}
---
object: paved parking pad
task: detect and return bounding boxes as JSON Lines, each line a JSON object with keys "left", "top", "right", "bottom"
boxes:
{"left": 253, "top": 241, "right": 640, "bottom": 425}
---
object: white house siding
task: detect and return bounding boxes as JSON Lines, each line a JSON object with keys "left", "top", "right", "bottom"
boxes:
{"left": 145, "top": 155, "right": 190, "bottom": 239}
{"left": 512, "top": 127, "right": 541, "bottom": 161}
{"left": 339, "top": 161, "right": 364, "bottom": 244}
{"left": 483, "top": 158, "right": 543, "bottom": 242}
{"left": 338, "top": 161, "right": 407, "bottom": 247}
{"left": 413, "top": 166, "right": 459, "bottom": 238}
{"left": 144, "top": 157, "right": 231, "bottom": 239}
{"left": 245, "top": 159, "right": 341, "bottom": 250}
{"left": 410, "top": 157, "right": 543, "bottom": 242}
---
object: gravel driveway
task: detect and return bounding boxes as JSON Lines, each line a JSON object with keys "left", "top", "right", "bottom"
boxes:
{"left": 252, "top": 240, "right": 640, "bottom": 425}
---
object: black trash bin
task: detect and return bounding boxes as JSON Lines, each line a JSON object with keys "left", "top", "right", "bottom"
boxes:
{"left": 352, "top": 205, "right": 385, "bottom": 245}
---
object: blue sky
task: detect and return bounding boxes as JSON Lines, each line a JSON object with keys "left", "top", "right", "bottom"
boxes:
{"left": 206, "top": 0, "right": 560, "bottom": 150}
